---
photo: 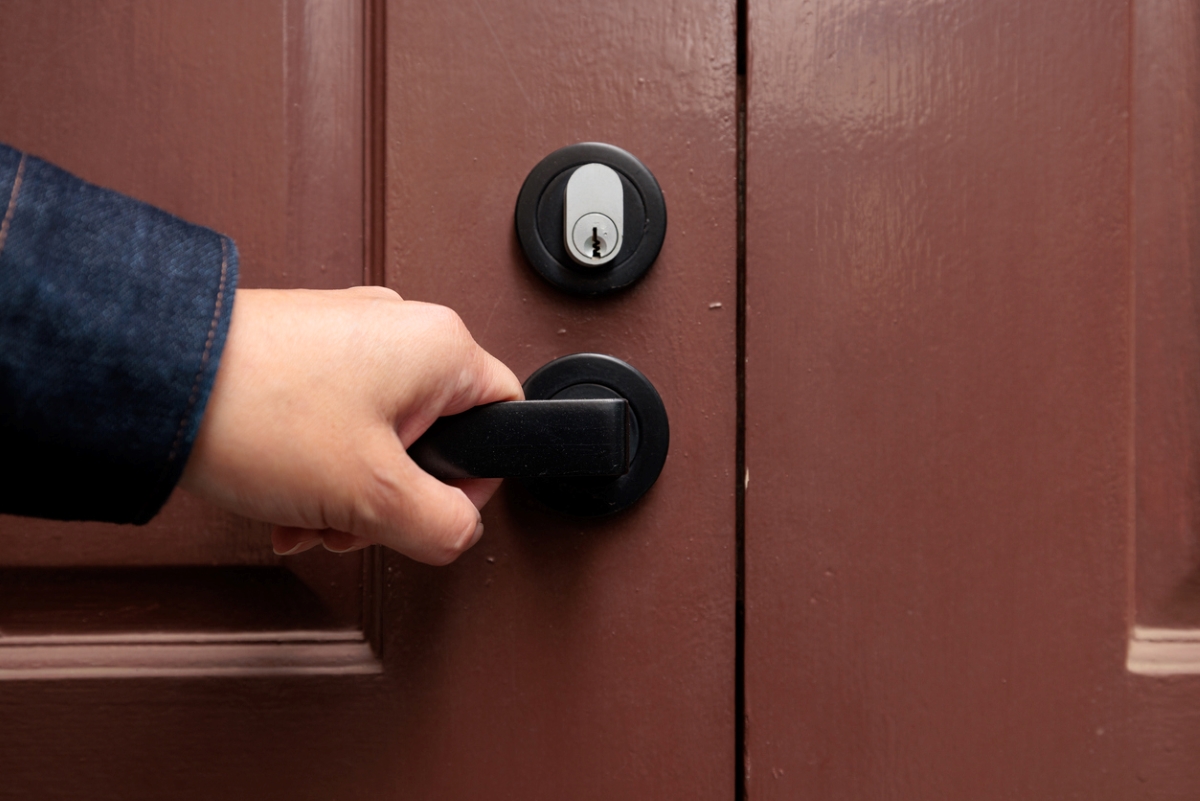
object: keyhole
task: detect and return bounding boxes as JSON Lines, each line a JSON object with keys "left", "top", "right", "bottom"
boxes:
{"left": 569, "top": 212, "right": 619, "bottom": 267}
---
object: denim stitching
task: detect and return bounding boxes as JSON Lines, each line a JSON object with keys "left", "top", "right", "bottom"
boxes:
{"left": 0, "top": 153, "right": 27, "bottom": 259}
{"left": 166, "top": 236, "right": 229, "bottom": 466}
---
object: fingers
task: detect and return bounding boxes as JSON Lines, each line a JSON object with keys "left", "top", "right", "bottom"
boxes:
{"left": 272, "top": 526, "right": 323, "bottom": 555}
{"left": 352, "top": 437, "right": 487, "bottom": 565}
{"left": 319, "top": 530, "right": 373, "bottom": 553}
{"left": 272, "top": 526, "right": 372, "bottom": 555}
{"left": 273, "top": 478, "right": 488, "bottom": 563}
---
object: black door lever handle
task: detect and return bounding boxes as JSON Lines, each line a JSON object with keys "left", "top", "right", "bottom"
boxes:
{"left": 408, "top": 399, "right": 630, "bottom": 480}
{"left": 408, "top": 353, "right": 667, "bottom": 516}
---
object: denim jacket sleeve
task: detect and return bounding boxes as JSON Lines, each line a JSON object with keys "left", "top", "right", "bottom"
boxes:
{"left": 0, "top": 143, "right": 238, "bottom": 524}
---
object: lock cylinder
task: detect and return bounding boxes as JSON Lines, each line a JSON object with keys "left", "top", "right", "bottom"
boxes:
{"left": 564, "top": 163, "right": 623, "bottom": 267}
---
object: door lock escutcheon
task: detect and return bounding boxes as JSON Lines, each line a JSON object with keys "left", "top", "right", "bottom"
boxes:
{"left": 515, "top": 143, "right": 667, "bottom": 296}
{"left": 409, "top": 353, "right": 669, "bottom": 516}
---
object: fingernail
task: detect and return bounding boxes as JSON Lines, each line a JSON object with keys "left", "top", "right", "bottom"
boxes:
{"left": 470, "top": 522, "right": 484, "bottom": 547}
{"left": 323, "top": 541, "right": 370, "bottom": 554}
{"left": 274, "top": 538, "right": 320, "bottom": 556}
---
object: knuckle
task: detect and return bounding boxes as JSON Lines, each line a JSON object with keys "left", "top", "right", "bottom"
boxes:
{"left": 421, "top": 305, "right": 476, "bottom": 361}
{"left": 429, "top": 304, "right": 469, "bottom": 338}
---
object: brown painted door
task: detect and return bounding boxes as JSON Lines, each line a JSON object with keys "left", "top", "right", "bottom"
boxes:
{"left": 18, "top": 0, "right": 1195, "bottom": 797}
{"left": 745, "top": 0, "right": 1200, "bottom": 797}
{"left": 0, "top": 1, "right": 735, "bottom": 798}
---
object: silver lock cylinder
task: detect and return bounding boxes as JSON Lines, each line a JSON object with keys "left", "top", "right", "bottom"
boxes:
{"left": 564, "top": 163, "right": 623, "bottom": 267}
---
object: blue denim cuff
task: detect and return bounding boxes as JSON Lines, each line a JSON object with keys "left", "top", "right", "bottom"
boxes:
{"left": 0, "top": 143, "right": 238, "bottom": 524}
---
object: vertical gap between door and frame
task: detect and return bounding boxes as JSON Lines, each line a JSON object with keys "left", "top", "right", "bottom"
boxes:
{"left": 735, "top": 0, "right": 748, "bottom": 798}
{"left": 361, "top": 0, "right": 388, "bottom": 657}
{"left": 364, "top": 0, "right": 387, "bottom": 291}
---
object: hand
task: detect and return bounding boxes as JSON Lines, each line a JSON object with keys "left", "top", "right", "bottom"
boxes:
{"left": 178, "top": 287, "right": 523, "bottom": 564}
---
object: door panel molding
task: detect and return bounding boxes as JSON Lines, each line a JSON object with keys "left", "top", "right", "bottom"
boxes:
{"left": 1128, "top": 628, "right": 1200, "bottom": 676}
{"left": 0, "top": 630, "right": 379, "bottom": 681}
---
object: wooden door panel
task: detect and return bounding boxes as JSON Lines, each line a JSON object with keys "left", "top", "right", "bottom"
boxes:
{"left": 0, "top": 0, "right": 286, "bottom": 567}
{"left": 0, "top": 3, "right": 381, "bottom": 794}
{"left": 377, "top": 1, "right": 737, "bottom": 796}
{"left": 745, "top": 0, "right": 1200, "bottom": 797}
{"left": 0, "top": 1, "right": 736, "bottom": 797}
{"left": 0, "top": 0, "right": 364, "bottom": 567}
{"left": 744, "top": 0, "right": 1129, "bottom": 791}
